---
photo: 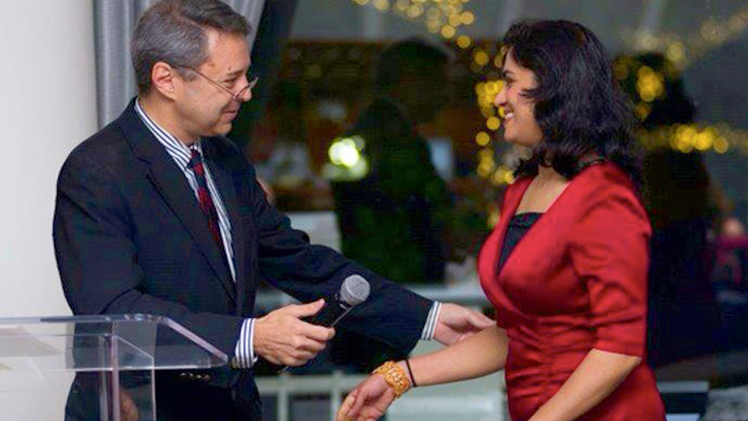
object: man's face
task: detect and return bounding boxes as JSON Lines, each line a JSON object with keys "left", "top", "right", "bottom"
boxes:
{"left": 174, "top": 29, "right": 252, "bottom": 141}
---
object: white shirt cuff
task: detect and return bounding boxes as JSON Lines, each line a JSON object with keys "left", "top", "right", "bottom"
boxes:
{"left": 420, "top": 302, "right": 441, "bottom": 340}
{"left": 232, "top": 318, "right": 257, "bottom": 369}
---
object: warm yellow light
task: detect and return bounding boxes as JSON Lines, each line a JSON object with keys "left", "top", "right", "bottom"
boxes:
{"left": 373, "top": 0, "right": 390, "bottom": 11}
{"left": 486, "top": 117, "right": 501, "bottom": 131}
{"left": 475, "top": 131, "right": 491, "bottom": 146}
{"left": 636, "top": 66, "right": 664, "bottom": 102}
{"left": 475, "top": 82, "right": 485, "bottom": 96}
{"left": 714, "top": 137, "right": 729, "bottom": 153}
{"left": 426, "top": 8, "right": 442, "bottom": 20}
{"left": 677, "top": 125, "right": 698, "bottom": 142}
{"left": 448, "top": 13, "right": 462, "bottom": 27}
{"left": 694, "top": 131, "right": 714, "bottom": 151}
{"left": 665, "top": 42, "right": 685, "bottom": 63}
{"left": 493, "top": 54, "right": 503, "bottom": 68}
{"left": 456, "top": 34, "right": 472, "bottom": 49}
{"left": 407, "top": 4, "right": 424, "bottom": 18}
{"left": 487, "top": 208, "right": 500, "bottom": 228}
{"left": 478, "top": 148, "right": 494, "bottom": 160}
{"left": 473, "top": 49, "right": 489, "bottom": 66}
{"left": 460, "top": 11, "right": 475, "bottom": 25}
{"left": 634, "top": 103, "right": 651, "bottom": 121}
{"left": 440, "top": 25, "right": 456, "bottom": 39}
{"left": 491, "top": 170, "right": 505, "bottom": 185}
{"left": 477, "top": 162, "right": 493, "bottom": 178}
{"left": 485, "top": 80, "right": 503, "bottom": 95}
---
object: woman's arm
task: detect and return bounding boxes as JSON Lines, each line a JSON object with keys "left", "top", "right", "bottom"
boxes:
{"left": 336, "top": 325, "right": 508, "bottom": 421}
{"left": 409, "top": 323, "right": 508, "bottom": 385}
{"left": 528, "top": 349, "right": 641, "bottom": 421}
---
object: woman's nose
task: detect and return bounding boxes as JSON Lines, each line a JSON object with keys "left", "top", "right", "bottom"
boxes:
{"left": 494, "top": 86, "right": 507, "bottom": 107}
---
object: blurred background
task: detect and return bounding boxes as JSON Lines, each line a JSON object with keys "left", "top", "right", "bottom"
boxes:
{"left": 3, "top": 0, "right": 748, "bottom": 420}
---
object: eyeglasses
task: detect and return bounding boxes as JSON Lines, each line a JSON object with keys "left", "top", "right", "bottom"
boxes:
{"left": 180, "top": 66, "right": 258, "bottom": 102}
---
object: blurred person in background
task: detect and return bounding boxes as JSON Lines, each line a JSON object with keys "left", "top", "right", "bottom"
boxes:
{"left": 325, "top": 38, "right": 456, "bottom": 374}
{"left": 710, "top": 215, "right": 748, "bottom": 350}
{"left": 331, "top": 38, "right": 453, "bottom": 288}
{"left": 615, "top": 52, "right": 723, "bottom": 367}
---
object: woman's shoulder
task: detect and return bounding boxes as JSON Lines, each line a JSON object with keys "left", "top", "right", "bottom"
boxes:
{"left": 571, "top": 161, "right": 649, "bottom": 221}
{"left": 577, "top": 161, "right": 638, "bottom": 195}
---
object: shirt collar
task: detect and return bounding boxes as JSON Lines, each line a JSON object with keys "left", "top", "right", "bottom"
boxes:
{"left": 134, "top": 98, "right": 204, "bottom": 164}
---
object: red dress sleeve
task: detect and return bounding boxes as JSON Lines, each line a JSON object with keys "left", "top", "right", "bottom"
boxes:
{"left": 569, "top": 182, "right": 652, "bottom": 357}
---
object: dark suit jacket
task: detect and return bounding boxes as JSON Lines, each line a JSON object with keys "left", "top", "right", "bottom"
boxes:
{"left": 53, "top": 99, "right": 432, "bottom": 420}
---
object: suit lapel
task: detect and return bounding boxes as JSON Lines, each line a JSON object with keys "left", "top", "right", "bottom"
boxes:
{"left": 117, "top": 102, "right": 237, "bottom": 303}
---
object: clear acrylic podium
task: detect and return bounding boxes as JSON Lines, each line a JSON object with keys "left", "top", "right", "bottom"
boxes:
{"left": 0, "top": 314, "right": 228, "bottom": 421}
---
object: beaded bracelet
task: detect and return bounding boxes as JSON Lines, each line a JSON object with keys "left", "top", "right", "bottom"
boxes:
{"left": 372, "top": 361, "right": 411, "bottom": 398}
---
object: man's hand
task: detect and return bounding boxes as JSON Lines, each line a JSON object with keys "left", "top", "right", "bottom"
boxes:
{"left": 254, "top": 299, "right": 335, "bottom": 366}
{"left": 433, "top": 303, "right": 494, "bottom": 345}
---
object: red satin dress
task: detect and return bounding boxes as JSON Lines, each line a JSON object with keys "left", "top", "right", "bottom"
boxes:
{"left": 478, "top": 163, "right": 666, "bottom": 421}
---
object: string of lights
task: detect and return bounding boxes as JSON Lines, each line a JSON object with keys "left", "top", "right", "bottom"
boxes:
{"left": 346, "top": 0, "right": 475, "bottom": 40}
{"left": 623, "top": 3, "right": 748, "bottom": 69}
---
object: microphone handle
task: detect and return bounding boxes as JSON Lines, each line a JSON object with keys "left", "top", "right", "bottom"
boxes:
{"left": 278, "top": 300, "right": 353, "bottom": 373}
{"left": 307, "top": 302, "right": 354, "bottom": 327}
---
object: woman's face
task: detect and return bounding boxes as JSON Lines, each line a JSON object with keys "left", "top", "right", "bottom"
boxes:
{"left": 494, "top": 50, "right": 544, "bottom": 148}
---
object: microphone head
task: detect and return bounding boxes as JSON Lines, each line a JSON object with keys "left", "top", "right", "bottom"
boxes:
{"left": 339, "top": 275, "right": 370, "bottom": 307}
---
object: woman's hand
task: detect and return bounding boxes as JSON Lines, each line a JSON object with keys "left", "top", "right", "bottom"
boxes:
{"left": 336, "top": 374, "right": 398, "bottom": 421}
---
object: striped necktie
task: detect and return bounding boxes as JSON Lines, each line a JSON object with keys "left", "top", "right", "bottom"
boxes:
{"left": 188, "top": 149, "right": 224, "bottom": 252}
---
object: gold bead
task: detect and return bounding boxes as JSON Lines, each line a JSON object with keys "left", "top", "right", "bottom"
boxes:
{"left": 373, "top": 361, "right": 411, "bottom": 398}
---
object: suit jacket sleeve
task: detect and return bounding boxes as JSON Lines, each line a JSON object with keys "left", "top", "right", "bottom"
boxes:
{"left": 569, "top": 182, "right": 652, "bottom": 357}
{"left": 236, "top": 157, "right": 434, "bottom": 351}
{"left": 53, "top": 146, "right": 245, "bottom": 358}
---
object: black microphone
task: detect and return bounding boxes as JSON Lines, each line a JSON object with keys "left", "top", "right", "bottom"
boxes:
{"left": 278, "top": 275, "right": 370, "bottom": 373}
{"left": 307, "top": 274, "right": 370, "bottom": 327}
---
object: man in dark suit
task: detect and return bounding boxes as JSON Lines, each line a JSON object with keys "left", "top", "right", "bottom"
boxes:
{"left": 53, "top": 1, "right": 492, "bottom": 420}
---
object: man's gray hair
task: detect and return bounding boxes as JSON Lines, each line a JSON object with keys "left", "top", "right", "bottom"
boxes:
{"left": 132, "top": 0, "right": 250, "bottom": 94}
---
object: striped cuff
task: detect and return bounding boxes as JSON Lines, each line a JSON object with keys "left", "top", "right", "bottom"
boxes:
{"left": 420, "top": 302, "right": 441, "bottom": 341}
{"left": 232, "top": 318, "right": 257, "bottom": 369}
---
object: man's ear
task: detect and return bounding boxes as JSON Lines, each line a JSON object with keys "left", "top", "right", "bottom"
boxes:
{"left": 151, "top": 61, "right": 179, "bottom": 100}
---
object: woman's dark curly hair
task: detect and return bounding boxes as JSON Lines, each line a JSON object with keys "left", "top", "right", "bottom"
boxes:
{"left": 504, "top": 20, "right": 642, "bottom": 187}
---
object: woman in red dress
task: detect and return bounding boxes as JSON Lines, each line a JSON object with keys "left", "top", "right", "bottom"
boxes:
{"left": 336, "top": 20, "right": 666, "bottom": 421}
